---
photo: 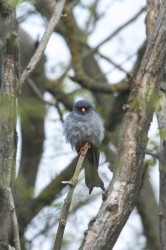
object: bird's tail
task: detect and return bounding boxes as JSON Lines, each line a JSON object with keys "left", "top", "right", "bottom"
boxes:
{"left": 85, "top": 147, "right": 105, "bottom": 194}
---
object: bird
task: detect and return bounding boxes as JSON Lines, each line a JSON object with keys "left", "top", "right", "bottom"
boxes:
{"left": 63, "top": 100, "right": 105, "bottom": 194}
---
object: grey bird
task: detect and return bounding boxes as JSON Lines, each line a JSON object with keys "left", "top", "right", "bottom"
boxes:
{"left": 63, "top": 100, "right": 105, "bottom": 194}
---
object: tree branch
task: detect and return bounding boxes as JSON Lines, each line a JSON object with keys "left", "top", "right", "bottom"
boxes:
{"left": 70, "top": 75, "right": 129, "bottom": 94}
{"left": 46, "top": 83, "right": 74, "bottom": 110}
{"left": 79, "top": 1, "right": 166, "bottom": 249}
{"left": 84, "top": 6, "right": 146, "bottom": 58}
{"left": 9, "top": 188, "right": 21, "bottom": 250}
{"left": 28, "top": 78, "right": 56, "bottom": 106}
{"left": 17, "top": 0, "right": 66, "bottom": 91}
{"left": 0, "top": 1, "right": 20, "bottom": 249}
{"left": 97, "top": 52, "right": 129, "bottom": 75}
{"left": 157, "top": 62, "right": 166, "bottom": 249}
{"left": 144, "top": 1, "right": 162, "bottom": 248}
{"left": 136, "top": 177, "right": 159, "bottom": 250}
{"left": 84, "top": 0, "right": 100, "bottom": 34}
{"left": 146, "top": 0, "right": 159, "bottom": 37}
{"left": 145, "top": 149, "right": 159, "bottom": 159}
{"left": 54, "top": 143, "right": 89, "bottom": 250}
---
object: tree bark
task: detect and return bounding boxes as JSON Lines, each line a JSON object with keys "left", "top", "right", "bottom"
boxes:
{"left": 0, "top": 0, "right": 19, "bottom": 249}
{"left": 157, "top": 59, "right": 166, "bottom": 249}
{"left": 79, "top": 1, "right": 166, "bottom": 249}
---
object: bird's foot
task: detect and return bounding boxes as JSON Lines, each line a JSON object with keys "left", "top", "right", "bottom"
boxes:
{"left": 79, "top": 142, "right": 91, "bottom": 155}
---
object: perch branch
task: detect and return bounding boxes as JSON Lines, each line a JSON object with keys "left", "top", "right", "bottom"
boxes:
{"left": 17, "top": 0, "right": 66, "bottom": 91}
{"left": 54, "top": 143, "right": 89, "bottom": 250}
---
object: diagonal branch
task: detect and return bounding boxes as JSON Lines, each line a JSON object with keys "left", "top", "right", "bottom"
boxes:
{"left": 17, "top": 0, "right": 66, "bottom": 91}
{"left": 54, "top": 143, "right": 89, "bottom": 250}
{"left": 97, "top": 52, "right": 129, "bottom": 75}
{"left": 79, "top": 1, "right": 166, "bottom": 249}
{"left": 84, "top": 6, "right": 146, "bottom": 58}
{"left": 28, "top": 78, "right": 56, "bottom": 106}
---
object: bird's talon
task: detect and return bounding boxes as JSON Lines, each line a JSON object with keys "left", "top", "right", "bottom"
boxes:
{"left": 84, "top": 142, "right": 91, "bottom": 149}
{"left": 79, "top": 148, "right": 86, "bottom": 155}
{"left": 79, "top": 142, "right": 91, "bottom": 155}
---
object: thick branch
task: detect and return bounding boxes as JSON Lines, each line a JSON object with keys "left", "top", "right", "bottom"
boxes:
{"left": 70, "top": 75, "right": 129, "bottom": 94}
{"left": 0, "top": 1, "right": 19, "bottom": 249}
{"left": 157, "top": 64, "right": 166, "bottom": 249}
{"left": 79, "top": 2, "right": 166, "bottom": 249}
{"left": 145, "top": 1, "right": 162, "bottom": 248}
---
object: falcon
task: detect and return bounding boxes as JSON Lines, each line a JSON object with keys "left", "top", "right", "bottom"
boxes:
{"left": 63, "top": 100, "right": 105, "bottom": 194}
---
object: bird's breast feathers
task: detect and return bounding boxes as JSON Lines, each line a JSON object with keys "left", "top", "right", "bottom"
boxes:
{"left": 64, "top": 112, "right": 104, "bottom": 148}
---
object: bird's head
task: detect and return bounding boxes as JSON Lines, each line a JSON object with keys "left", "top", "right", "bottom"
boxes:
{"left": 73, "top": 100, "right": 94, "bottom": 115}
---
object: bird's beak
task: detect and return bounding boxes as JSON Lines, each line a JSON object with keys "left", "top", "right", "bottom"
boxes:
{"left": 81, "top": 107, "right": 86, "bottom": 112}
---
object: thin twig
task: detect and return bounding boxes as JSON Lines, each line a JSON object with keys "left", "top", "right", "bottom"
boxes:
{"left": 94, "top": 52, "right": 136, "bottom": 81}
{"left": 28, "top": 78, "right": 56, "bottom": 106}
{"left": 9, "top": 188, "right": 21, "bottom": 250}
{"left": 54, "top": 143, "right": 89, "bottom": 250}
{"left": 69, "top": 0, "right": 80, "bottom": 8}
{"left": 84, "top": 0, "right": 100, "bottom": 33}
{"left": 83, "top": 6, "right": 146, "bottom": 59}
{"left": 145, "top": 150, "right": 159, "bottom": 159}
{"left": 98, "top": 52, "right": 129, "bottom": 75}
{"left": 55, "top": 101, "right": 64, "bottom": 123}
{"left": 17, "top": 0, "right": 66, "bottom": 91}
